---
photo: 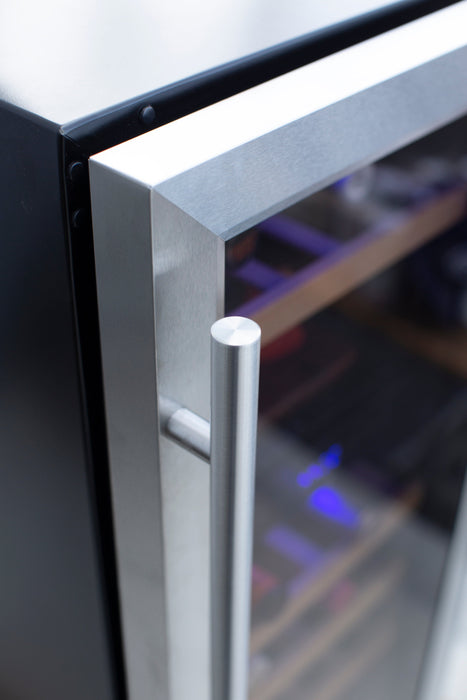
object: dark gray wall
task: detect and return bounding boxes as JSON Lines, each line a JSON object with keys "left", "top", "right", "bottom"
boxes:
{"left": 0, "top": 103, "right": 116, "bottom": 700}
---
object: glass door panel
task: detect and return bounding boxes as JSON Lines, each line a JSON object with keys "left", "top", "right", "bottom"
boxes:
{"left": 225, "top": 117, "right": 467, "bottom": 700}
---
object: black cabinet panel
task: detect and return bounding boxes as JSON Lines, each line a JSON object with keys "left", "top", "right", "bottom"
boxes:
{"left": 0, "top": 103, "right": 118, "bottom": 700}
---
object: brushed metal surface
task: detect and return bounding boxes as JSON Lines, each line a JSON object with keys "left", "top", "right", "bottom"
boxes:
{"left": 90, "top": 170, "right": 170, "bottom": 700}
{"left": 0, "top": 0, "right": 409, "bottom": 124}
{"left": 160, "top": 398, "right": 211, "bottom": 462}
{"left": 161, "top": 317, "right": 261, "bottom": 700}
{"left": 90, "top": 8, "right": 467, "bottom": 699}
{"left": 150, "top": 195, "right": 223, "bottom": 700}
{"left": 211, "top": 317, "right": 260, "bottom": 700}
{"left": 417, "top": 478, "right": 467, "bottom": 700}
{"left": 94, "top": 1, "right": 467, "bottom": 242}
{"left": 90, "top": 163, "right": 224, "bottom": 700}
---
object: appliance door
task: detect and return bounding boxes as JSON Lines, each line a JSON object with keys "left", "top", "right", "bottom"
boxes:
{"left": 90, "top": 4, "right": 467, "bottom": 700}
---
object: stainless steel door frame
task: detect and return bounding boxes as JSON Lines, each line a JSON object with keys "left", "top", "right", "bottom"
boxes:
{"left": 418, "top": 480, "right": 467, "bottom": 700}
{"left": 90, "top": 4, "right": 467, "bottom": 699}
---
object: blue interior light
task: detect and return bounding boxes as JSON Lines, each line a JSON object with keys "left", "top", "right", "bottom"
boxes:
{"left": 296, "top": 444, "right": 343, "bottom": 488}
{"left": 296, "top": 463, "right": 324, "bottom": 488}
{"left": 308, "top": 486, "right": 359, "bottom": 528}
{"left": 323, "top": 444, "right": 342, "bottom": 468}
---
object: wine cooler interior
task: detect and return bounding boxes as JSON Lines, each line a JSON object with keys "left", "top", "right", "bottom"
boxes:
{"left": 225, "top": 115, "right": 467, "bottom": 700}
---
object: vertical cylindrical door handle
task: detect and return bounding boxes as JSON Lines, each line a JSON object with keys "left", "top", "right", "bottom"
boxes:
{"left": 211, "top": 317, "right": 261, "bottom": 700}
{"left": 160, "top": 316, "right": 261, "bottom": 700}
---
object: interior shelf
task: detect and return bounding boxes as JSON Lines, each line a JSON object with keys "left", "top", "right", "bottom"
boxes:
{"left": 302, "top": 622, "right": 396, "bottom": 700}
{"left": 250, "top": 560, "right": 403, "bottom": 700}
{"left": 250, "top": 484, "right": 419, "bottom": 655}
{"left": 234, "top": 187, "right": 467, "bottom": 346}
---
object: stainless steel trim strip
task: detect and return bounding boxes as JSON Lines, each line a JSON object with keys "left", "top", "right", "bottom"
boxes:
{"left": 417, "top": 476, "right": 467, "bottom": 700}
{"left": 89, "top": 172, "right": 170, "bottom": 700}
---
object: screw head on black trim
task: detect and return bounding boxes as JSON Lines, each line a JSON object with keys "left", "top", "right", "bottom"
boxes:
{"left": 139, "top": 105, "right": 156, "bottom": 126}
{"left": 68, "top": 161, "right": 85, "bottom": 184}
{"left": 72, "top": 208, "right": 86, "bottom": 230}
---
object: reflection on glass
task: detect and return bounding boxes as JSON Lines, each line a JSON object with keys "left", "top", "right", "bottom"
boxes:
{"left": 225, "top": 118, "right": 467, "bottom": 700}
